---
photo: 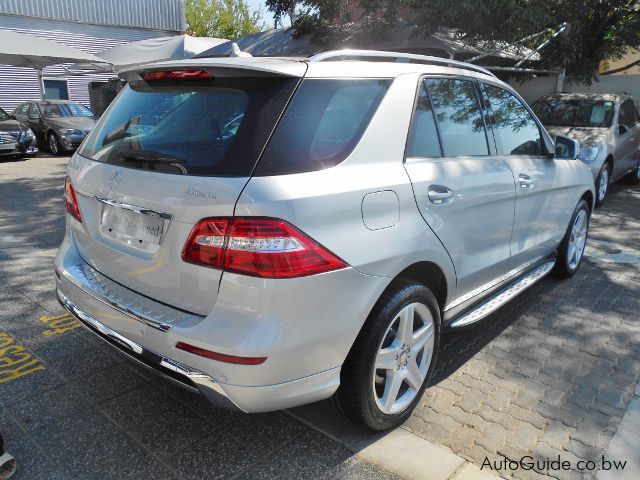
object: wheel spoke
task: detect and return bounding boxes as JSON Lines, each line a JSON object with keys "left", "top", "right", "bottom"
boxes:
{"left": 382, "top": 370, "right": 404, "bottom": 411}
{"left": 396, "top": 305, "right": 414, "bottom": 344}
{"left": 410, "top": 324, "right": 433, "bottom": 354}
{"left": 376, "top": 347, "right": 399, "bottom": 370}
{"left": 405, "top": 358, "right": 424, "bottom": 391}
{"left": 567, "top": 242, "right": 576, "bottom": 265}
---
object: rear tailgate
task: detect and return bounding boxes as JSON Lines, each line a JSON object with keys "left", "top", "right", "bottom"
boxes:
{"left": 67, "top": 60, "right": 306, "bottom": 315}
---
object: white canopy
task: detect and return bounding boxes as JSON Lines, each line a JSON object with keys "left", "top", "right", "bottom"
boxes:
{"left": 73, "top": 35, "right": 229, "bottom": 73}
{"left": 0, "top": 30, "right": 110, "bottom": 98}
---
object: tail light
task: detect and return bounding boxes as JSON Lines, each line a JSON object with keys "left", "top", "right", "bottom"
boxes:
{"left": 182, "top": 218, "right": 347, "bottom": 278}
{"left": 143, "top": 70, "right": 213, "bottom": 81}
{"left": 64, "top": 176, "right": 82, "bottom": 222}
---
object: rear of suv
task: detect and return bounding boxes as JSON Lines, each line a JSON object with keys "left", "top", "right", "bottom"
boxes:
{"left": 56, "top": 50, "right": 595, "bottom": 430}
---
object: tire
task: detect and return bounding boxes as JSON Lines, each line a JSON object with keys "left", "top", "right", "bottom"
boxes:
{"left": 594, "top": 162, "right": 611, "bottom": 207}
{"left": 48, "top": 132, "right": 61, "bottom": 155}
{"left": 623, "top": 159, "right": 640, "bottom": 185}
{"left": 334, "top": 280, "right": 440, "bottom": 431}
{"left": 554, "top": 199, "right": 590, "bottom": 279}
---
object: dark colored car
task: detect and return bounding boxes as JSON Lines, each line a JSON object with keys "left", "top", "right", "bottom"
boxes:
{"left": 0, "top": 106, "right": 38, "bottom": 159}
{"left": 13, "top": 100, "right": 98, "bottom": 155}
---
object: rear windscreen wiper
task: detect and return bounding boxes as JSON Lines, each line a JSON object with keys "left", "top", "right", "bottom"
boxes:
{"left": 118, "top": 150, "right": 185, "bottom": 164}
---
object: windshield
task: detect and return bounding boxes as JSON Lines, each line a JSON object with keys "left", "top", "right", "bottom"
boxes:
{"left": 532, "top": 99, "right": 615, "bottom": 128}
{"left": 80, "top": 76, "right": 299, "bottom": 176}
{"left": 42, "top": 103, "right": 95, "bottom": 118}
{"left": 0, "top": 108, "right": 9, "bottom": 120}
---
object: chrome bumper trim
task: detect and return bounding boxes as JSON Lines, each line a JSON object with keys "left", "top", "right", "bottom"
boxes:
{"left": 58, "top": 263, "right": 203, "bottom": 332}
{"left": 57, "top": 288, "right": 241, "bottom": 411}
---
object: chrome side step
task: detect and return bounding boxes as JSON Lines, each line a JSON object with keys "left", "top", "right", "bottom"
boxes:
{"left": 450, "top": 261, "right": 555, "bottom": 328}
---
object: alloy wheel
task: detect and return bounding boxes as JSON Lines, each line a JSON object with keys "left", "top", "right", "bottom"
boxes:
{"left": 372, "top": 302, "right": 435, "bottom": 415}
{"left": 567, "top": 209, "right": 588, "bottom": 270}
{"left": 598, "top": 168, "right": 609, "bottom": 202}
{"left": 49, "top": 134, "right": 59, "bottom": 155}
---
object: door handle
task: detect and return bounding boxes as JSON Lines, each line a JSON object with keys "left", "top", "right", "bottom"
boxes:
{"left": 428, "top": 187, "right": 454, "bottom": 204}
{"left": 519, "top": 174, "right": 535, "bottom": 189}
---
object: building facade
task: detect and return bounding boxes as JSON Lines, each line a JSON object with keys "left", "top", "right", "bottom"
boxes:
{"left": 0, "top": 0, "right": 185, "bottom": 111}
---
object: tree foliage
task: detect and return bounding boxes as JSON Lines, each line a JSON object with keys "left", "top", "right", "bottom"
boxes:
{"left": 186, "top": 0, "right": 264, "bottom": 39}
{"left": 266, "top": 0, "right": 640, "bottom": 81}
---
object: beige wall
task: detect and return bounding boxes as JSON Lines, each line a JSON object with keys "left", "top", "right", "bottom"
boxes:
{"left": 600, "top": 51, "right": 640, "bottom": 75}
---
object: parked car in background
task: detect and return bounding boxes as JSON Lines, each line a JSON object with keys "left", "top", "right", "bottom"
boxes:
{"left": 56, "top": 51, "right": 594, "bottom": 431}
{"left": 0, "top": 106, "right": 37, "bottom": 159}
{"left": 532, "top": 93, "right": 640, "bottom": 206}
{"left": 13, "top": 100, "right": 97, "bottom": 156}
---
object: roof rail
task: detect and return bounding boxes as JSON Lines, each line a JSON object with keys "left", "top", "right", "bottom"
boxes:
{"left": 309, "top": 49, "right": 497, "bottom": 78}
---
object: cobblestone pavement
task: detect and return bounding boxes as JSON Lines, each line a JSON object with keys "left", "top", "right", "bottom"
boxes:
{"left": 404, "top": 180, "right": 640, "bottom": 479}
{"left": 1, "top": 155, "right": 639, "bottom": 479}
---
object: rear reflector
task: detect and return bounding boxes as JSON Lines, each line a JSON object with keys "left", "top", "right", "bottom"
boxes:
{"left": 175, "top": 342, "right": 267, "bottom": 365}
{"left": 143, "top": 70, "right": 213, "bottom": 81}
{"left": 182, "top": 217, "right": 347, "bottom": 278}
{"left": 64, "top": 176, "right": 82, "bottom": 222}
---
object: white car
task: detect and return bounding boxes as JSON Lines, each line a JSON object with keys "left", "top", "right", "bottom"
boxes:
{"left": 56, "top": 51, "right": 594, "bottom": 430}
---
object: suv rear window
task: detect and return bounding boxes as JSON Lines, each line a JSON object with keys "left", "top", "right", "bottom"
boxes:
{"left": 80, "top": 76, "right": 299, "bottom": 176}
{"left": 255, "top": 79, "right": 391, "bottom": 175}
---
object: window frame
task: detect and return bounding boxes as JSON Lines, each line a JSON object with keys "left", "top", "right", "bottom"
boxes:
{"left": 43, "top": 78, "right": 70, "bottom": 101}
{"left": 479, "top": 80, "right": 554, "bottom": 158}
{"left": 404, "top": 74, "right": 497, "bottom": 162}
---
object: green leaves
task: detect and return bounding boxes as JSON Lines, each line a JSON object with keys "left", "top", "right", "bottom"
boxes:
{"left": 186, "top": 0, "right": 265, "bottom": 40}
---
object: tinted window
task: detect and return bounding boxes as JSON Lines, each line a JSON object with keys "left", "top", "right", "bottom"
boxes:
{"left": 28, "top": 104, "right": 40, "bottom": 118}
{"left": 619, "top": 100, "right": 639, "bottom": 127}
{"left": 483, "top": 85, "right": 543, "bottom": 156}
{"left": 532, "top": 98, "right": 615, "bottom": 128}
{"left": 15, "top": 104, "right": 29, "bottom": 116}
{"left": 80, "top": 76, "right": 299, "bottom": 176}
{"left": 256, "top": 79, "right": 390, "bottom": 175}
{"left": 426, "top": 78, "right": 488, "bottom": 157}
{"left": 406, "top": 81, "right": 441, "bottom": 158}
{"left": 42, "top": 103, "right": 94, "bottom": 118}
{"left": 0, "top": 108, "right": 9, "bottom": 120}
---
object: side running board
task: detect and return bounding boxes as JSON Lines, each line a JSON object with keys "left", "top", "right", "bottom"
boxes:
{"left": 450, "top": 261, "right": 555, "bottom": 328}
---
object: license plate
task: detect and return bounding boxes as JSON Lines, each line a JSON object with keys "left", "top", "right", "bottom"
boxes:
{"left": 100, "top": 204, "right": 165, "bottom": 246}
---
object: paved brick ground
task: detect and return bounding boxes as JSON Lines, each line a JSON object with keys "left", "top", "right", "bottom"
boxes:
{"left": 1, "top": 155, "right": 639, "bottom": 479}
{"left": 405, "top": 181, "right": 640, "bottom": 479}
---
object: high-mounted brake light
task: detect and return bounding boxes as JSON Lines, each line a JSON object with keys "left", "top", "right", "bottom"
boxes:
{"left": 182, "top": 218, "right": 347, "bottom": 278}
{"left": 143, "top": 70, "right": 213, "bottom": 81}
{"left": 64, "top": 176, "right": 82, "bottom": 222}
{"left": 175, "top": 342, "right": 267, "bottom": 365}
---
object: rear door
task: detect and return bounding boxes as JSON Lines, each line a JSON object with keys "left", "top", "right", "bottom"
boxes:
{"left": 27, "top": 103, "right": 46, "bottom": 141}
{"left": 68, "top": 65, "right": 304, "bottom": 315}
{"left": 480, "top": 82, "right": 577, "bottom": 267}
{"left": 404, "top": 77, "right": 516, "bottom": 300}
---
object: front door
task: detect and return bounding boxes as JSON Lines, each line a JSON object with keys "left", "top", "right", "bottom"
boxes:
{"left": 615, "top": 99, "right": 640, "bottom": 177}
{"left": 480, "top": 83, "right": 580, "bottom": 267}
{"left": 404, "top": 77, "right": 516, "bottom": 301}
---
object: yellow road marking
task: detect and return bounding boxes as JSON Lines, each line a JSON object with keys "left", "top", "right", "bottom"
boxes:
{"left": 0, "top": 332, "right": 45, "bottom": 383}
{"left": 39, "top": 313, "right": 82, "bottom": 335}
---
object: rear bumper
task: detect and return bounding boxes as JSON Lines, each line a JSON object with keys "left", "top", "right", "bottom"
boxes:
{"left": 55, "top": 229, "right": 386, "bottom": 412}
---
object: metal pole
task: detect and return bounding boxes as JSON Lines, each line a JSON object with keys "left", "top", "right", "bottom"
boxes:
{"left": 556, "top": 68, "right": 566, "bottom": 93}
{"left": 36, "top": 68, "right": 45, "bottom": 100}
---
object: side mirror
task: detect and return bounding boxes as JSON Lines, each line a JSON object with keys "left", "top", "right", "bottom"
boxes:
{"left": 618, "top": 124, "right": 628, "bottom": 135}
{"left": 554, "top": 135, "right": 580, "bottom": 160}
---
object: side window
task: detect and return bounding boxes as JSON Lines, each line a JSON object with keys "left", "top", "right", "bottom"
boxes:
{"left": 619, "top": 100, "right": 638, "bottom": 127}
{"left": 406, "top": 81, "right": 442, "bottom": 158}
{"left": 482, "top": 84, "right": 544, "bottom": 156}
{"left": 426, "top": 78, "right": 489, "bottom": 156}
{"left": 28, "top": 104, "right": 40, "bottom": 118}
{"left": 17, "top": 104, "right": 28, "bottom": 116}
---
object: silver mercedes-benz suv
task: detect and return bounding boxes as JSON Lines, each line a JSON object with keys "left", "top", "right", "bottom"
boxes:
{"left": 56, "top": 50, "right": 595, "bottom": 430}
